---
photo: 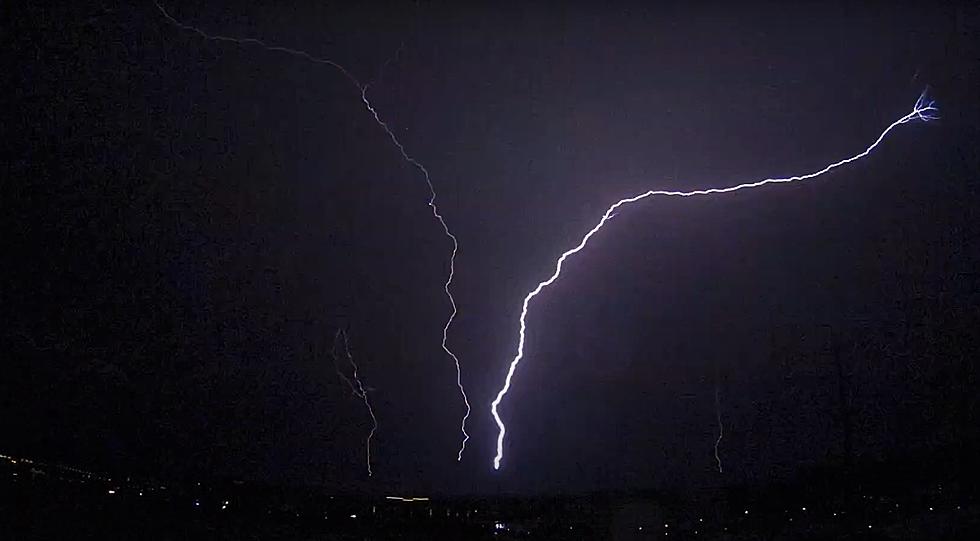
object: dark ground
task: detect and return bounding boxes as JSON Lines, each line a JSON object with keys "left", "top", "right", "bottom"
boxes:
{"left": 2, "top": 449, "right": 977, "bottom": 540}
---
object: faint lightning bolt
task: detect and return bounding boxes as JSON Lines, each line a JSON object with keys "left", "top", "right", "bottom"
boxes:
{"left": 156, "top": 3, "right": 471, "bottom": 459}
{"left": 332, "top": 328, "right": 378, "bottom": 477}
{"left": 357, "top": 90, "right": 471, "bottom": 460}
{"left": 154, "top": 3, "right": 361, "bottom": 87}
{"left": 490, "top": 92, "right": 939, "bottom": 470}
{"left": 713, "top": 363, "right": 724, "bottom": 474}
{"left": 331, "top": 330, "right": 359, "bottom": 398}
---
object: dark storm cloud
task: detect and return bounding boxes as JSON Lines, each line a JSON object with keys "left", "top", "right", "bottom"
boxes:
{"left": 3, "top": 1, "right": 978, "bottom": 495}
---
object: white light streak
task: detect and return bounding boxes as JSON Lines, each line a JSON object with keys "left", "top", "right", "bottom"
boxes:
{"left": 385, "top": 496, "right": 431, "bottom": 502}
{"left": 156, "top": 2, "right": 471, "bottom": 459}
{"left": 490, "top": 92, "right": 938, "bottom": 469}
{"left": 333, "top": 329, "right": 378, "bottom": 477}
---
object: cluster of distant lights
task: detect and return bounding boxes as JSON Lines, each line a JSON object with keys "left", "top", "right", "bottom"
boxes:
{"left": 486, "top": 496, "right": 969, "bottom": 538}
{"left": 621, "top": 498, "right": 964, "bottom": 536}
{"left": 5, "top": 451, "right": 971, "bottom": 535}
{"left": 2, "top": 452, "right": 116, "bottom": 485}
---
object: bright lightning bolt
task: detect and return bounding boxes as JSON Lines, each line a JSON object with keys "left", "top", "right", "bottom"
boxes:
{"left": 332, "top": 329, "right": 379, "bottom": 477}
{"left": 490, "top": 92, "right": 939, "bottom": 470}
{"left": 156, "top": 3, "right": 471, "bottom": 459}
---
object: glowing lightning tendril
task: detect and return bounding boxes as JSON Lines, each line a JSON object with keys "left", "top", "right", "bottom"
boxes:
{"left": 490, "top": 92, "right": 938, "bottom": 470}
{"left": 333, "top": 329, "right": 379, "bottom": 477}
{"left": 155, "top": 3, "right": 471, "bottom": 459}
{"left": 714, "top": 364, "right": 724, "bottom": 474}
{"left": 357, "top": 89, "right": 471, "bottom": 461}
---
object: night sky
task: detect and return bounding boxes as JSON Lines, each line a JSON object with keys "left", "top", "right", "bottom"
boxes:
{"left": 5, "top": 2, "right": 979, "bottom": 496}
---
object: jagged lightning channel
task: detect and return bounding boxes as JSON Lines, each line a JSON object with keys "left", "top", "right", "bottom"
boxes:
{"left": 357, "top": 88, "right": 471, "bottom": 460}
{"left": 156, "top": 3, "right": 471, "bottom": 459}
{"left": 714, "top": 366, "right": 724, "bottom": 474}
{"left": 331, "top": 330, "right": 360, "bottom": 398}
{"left": 333, "top": 329, "right": 379, "bottom": 477}
{"left": 490, "top": 92, "right": 939, "bottom": 470}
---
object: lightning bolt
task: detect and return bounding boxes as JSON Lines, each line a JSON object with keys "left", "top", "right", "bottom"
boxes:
{"left": 331, "top": 330, "right": 359, "bottom": 398}
{"left": 490, "top": 92, "right": 939, "bottom": 470}
{"left": 332, "top": 328, "right": 379, "bottom": 477}
{"left": 154, "top": 3, "right": 361, "bottom": 87}
{"left": 714, "top": 363, "right": 724, "bottom": 474}
{"left": 357, "top": 89, "right": 471, "bottom": 460}
{"left": 156, "top": 3, "right": 471, "bottom": 459}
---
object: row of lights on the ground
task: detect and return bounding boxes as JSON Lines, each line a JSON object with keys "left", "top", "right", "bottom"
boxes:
{"left": 629, "top": 501, "right": 966, "bottom": 535}
{"left": 88, "top": 482, "right": 970, "bottom": 530}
